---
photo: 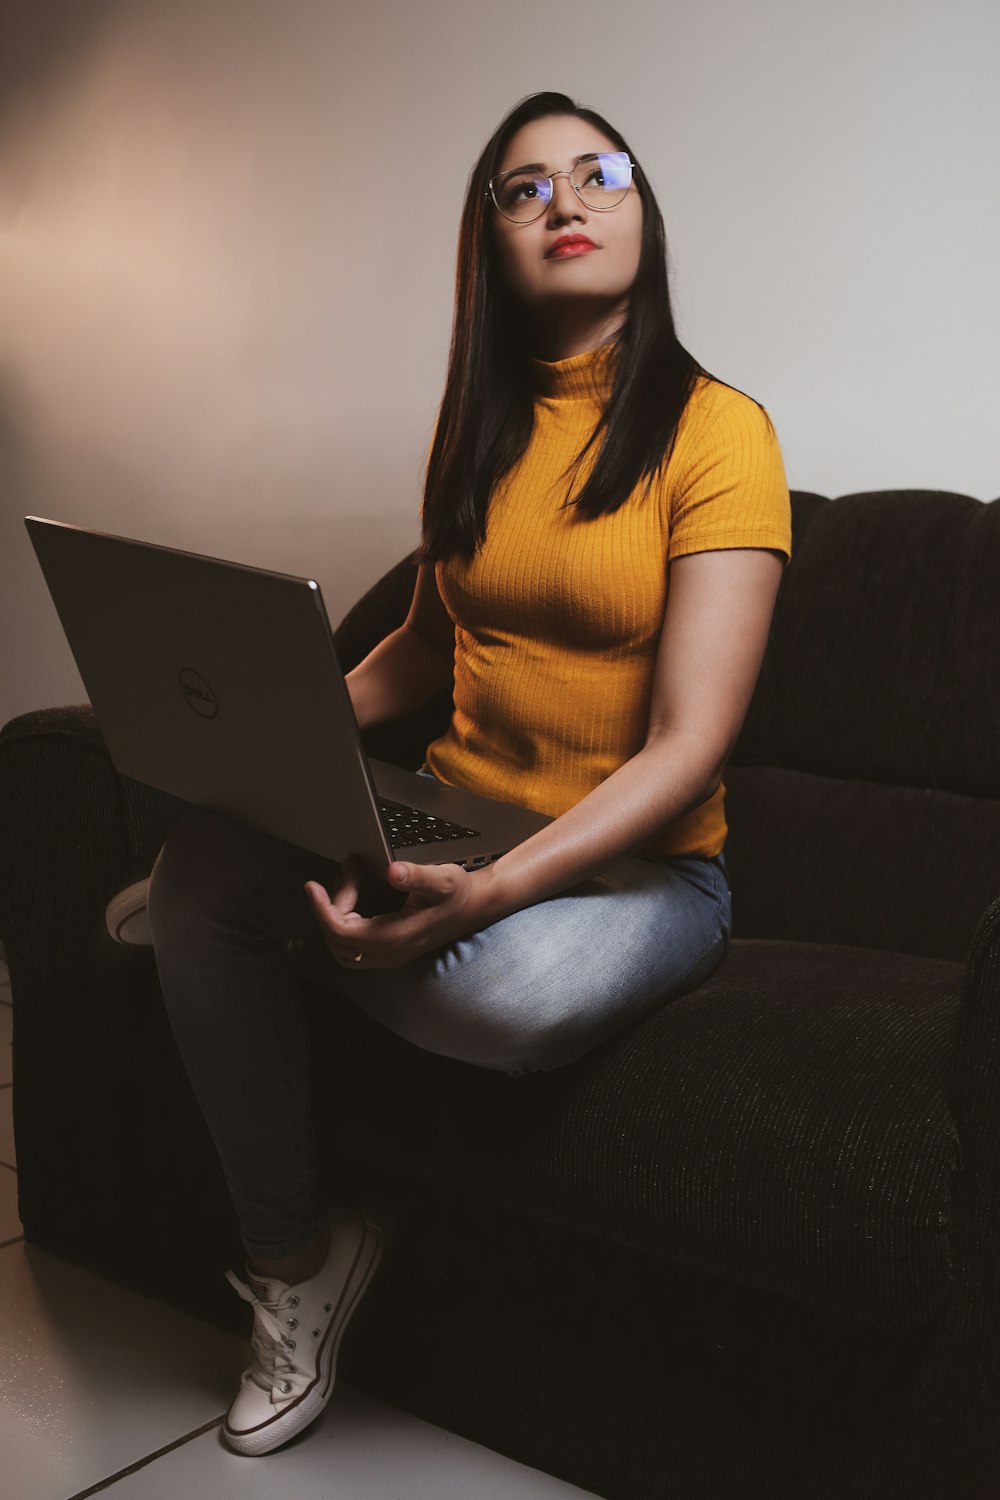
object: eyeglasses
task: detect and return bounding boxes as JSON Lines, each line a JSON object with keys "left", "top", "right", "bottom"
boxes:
{"left": 487, "top": 151, "right": 637, "bottom": 224}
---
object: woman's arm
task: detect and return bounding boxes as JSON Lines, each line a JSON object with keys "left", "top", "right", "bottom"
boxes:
{"left": 308, "top": 546, "right": 785, "bottom": 966}
{"left": 479, "top": 545, "right": 785, "bottom": 911}
{"left": 345, "top": 563, "right": 455, "bottom": 730}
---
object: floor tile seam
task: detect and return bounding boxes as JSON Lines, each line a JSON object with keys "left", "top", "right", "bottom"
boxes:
{"left": 65, "top": 1415, "right": 226, "bottom": 1499}
{"left": 0, "top": 1233, "right": 25, "bottom": 1250}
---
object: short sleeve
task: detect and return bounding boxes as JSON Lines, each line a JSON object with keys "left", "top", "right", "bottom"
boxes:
{"left": 667, "top": 390, "right": 792, "bottom": 564}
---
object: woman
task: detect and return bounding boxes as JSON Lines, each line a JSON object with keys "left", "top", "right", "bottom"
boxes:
{"left": 147, "top": 90, "right": 792, "bottom": 1456}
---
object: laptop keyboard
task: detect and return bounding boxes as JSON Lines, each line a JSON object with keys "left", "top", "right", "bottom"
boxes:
{"left": 379, "top": 797, "right": 481, "bottom": 850}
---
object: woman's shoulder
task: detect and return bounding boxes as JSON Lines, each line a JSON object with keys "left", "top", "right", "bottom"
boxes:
{"left": 681, "top": 373, "right": 778, "bottom": 442}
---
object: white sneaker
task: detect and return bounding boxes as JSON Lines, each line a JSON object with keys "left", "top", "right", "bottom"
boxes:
{"left": 105, "top": 878, "right": 152, "bottom": 945}
{"left": 222, "top": 1207, "right": 384, "bottom": 1455}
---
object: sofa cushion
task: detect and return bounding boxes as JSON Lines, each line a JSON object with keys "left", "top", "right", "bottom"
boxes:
{"left": 309, "top": 936, "right": 961, "bottom": 1331}
{"left": 724, "top": 764, "right": 1000, "bottom": 962}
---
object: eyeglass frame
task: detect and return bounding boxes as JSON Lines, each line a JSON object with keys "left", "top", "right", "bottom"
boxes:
{"left": 485, "top": 151, "right": 639, "bottom": 224}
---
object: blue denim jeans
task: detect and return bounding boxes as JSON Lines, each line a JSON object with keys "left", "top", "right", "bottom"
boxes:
{"left": 147, "top": 788, "right": 731, "bottom": 1261}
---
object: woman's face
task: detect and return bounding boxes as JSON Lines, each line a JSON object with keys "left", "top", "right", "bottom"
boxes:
{"left": 489, "top": 114, "right": 643, "bottom": 335}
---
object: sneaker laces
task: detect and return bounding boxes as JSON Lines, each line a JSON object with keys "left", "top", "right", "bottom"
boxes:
{"left": 225, "top": 1269, "right": 305, "bottom": 1398}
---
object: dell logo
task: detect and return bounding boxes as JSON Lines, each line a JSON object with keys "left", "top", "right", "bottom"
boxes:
{"left": 178, "top": 668, "right": 219, "bottom": 719}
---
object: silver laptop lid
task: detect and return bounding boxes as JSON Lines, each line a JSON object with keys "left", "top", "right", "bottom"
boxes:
{"left": 25, "top": 516, "right": 395, "bottom": 872}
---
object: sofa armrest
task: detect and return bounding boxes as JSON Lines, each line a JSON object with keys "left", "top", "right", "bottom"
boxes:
{"left": 899, "top": 892, "right": 1000, "bottom": 1491}
{"left": 944, "top": 893, "right": 1000, "bottom": 1253}
{"left": 0, "top": 706, "right": 189, "bottom": 971}
{"left": 950, "top": 893, "right": 1000, "bottom": 1149}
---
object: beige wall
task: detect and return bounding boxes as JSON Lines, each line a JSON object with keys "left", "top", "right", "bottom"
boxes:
{"left": 2, "top": 0, "right": 998, "bottom": 724}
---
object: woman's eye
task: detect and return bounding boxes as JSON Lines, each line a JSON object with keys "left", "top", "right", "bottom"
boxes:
{"left": 500, "top": 177, "right": 541, "bottom": 209}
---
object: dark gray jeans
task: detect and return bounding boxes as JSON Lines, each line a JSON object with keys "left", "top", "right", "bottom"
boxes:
{"left": 147, "top": 803, "right": 731, "bottom": 1261}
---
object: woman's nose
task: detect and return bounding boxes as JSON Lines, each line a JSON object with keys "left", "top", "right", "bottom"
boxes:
{"left": 546, "top": 173, "right": 586, "bottom": 224}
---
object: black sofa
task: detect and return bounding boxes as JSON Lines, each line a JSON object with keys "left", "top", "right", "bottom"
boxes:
{"left": 2, "top": 487, "right": 1000, "bottom": 1500}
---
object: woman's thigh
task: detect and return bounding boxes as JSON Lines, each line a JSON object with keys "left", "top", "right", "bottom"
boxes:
{"left": 292, "top": 851, "right": 731, "bottom": 1077}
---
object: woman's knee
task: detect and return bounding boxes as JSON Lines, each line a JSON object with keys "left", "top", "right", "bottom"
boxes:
{"left": 436, "top": 937, "right": 718, "bottom": 1077}
{"left": 425, "top": 984, "right": 602, "bottom": 1077}
{"left": 495, "top": 1012, "right": 610, "bottom": 1076}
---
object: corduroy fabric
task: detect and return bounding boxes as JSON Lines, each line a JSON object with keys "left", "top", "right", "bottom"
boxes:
{"left": 318, "top": 1166, "right": 932, "bottom": 1500}
{"left": 735, "top": 489, "right": 1000, "bottom": 796}
{"left": 306, "top": 936, "right": 961, "bottom": 1327}
{"left": 723, "top": 764, "right": 1000, "bottom": 962}
{"left": 906, "top": 892, "right": 1000, "bottom": 1495}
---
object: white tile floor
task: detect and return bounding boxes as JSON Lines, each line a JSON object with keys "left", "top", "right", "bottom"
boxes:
{"left": 0, "top": 964, "right": 596, "bottom": 1499}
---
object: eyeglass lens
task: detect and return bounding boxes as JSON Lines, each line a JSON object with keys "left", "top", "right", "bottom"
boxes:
{"left": 492, "top": 152, "right": 633, "bottom": 223}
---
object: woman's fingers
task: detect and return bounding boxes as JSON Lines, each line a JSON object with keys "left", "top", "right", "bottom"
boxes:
{"left": 304, "top": 882, "right": 370, "bottom": 965}
{"left": 306, "top": 879, "right": 384, "bottom": 959}
{"left": 306, "top": 881, "right": 358, "bottom": 932}
{"left": 330, "top": 857, "right": 362, "bottom": 914}
{"left": 304, "top": 862, "right": 473, "bottom": 970}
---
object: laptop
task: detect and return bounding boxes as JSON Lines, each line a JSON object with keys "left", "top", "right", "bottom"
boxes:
{"left": 25, "top": 517, "right": 552, "bottom": 884}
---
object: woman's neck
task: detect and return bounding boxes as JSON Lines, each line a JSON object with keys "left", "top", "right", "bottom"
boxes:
{"left": 527, "top": 298, "right": 628, "bottom": 362}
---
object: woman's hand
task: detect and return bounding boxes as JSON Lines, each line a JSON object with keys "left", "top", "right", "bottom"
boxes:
{"left": 305, "top": 858, "right": 496, "bottom": 970}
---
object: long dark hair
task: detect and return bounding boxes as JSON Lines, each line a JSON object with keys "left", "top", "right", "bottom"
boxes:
{"left": 419, "top": 90, "right": 712, "bottom": 563}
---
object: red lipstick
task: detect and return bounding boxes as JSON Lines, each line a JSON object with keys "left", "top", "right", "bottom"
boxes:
{"left": 545, "top": 234, "right": 597, "bottom": 259}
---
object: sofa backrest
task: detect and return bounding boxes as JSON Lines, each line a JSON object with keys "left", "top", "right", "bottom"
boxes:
{"left": 726, "top": 489, "right": 1000, "bottom": 960}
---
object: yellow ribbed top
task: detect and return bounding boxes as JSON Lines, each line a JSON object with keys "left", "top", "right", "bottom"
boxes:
{"left": 424, "top": 339, "right": 792, "bottom": 857}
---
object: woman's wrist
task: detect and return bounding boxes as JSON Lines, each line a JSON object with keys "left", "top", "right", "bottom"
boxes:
{"left": 468, "top": 857, "right": 523, "bottom": 927}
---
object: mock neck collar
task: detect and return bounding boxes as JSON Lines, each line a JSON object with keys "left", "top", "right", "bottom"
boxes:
{"left": 529, "top": 338, "right": 619, "bottom": 402}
